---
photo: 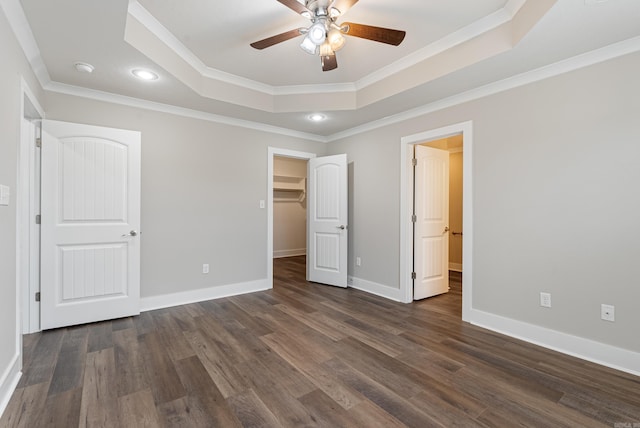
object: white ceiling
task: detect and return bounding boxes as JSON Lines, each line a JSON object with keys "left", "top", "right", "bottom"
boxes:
{"left": 9, "top": 0, "right": 640, "bottom": 139}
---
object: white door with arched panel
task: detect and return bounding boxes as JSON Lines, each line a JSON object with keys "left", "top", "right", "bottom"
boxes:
{"left": 40, "top": 120, "right": 141, "bottom": 329}
{"left": 414, "top": 145, "right": 450, "bottom": 299}
{"left": 307, "top": 154, "right": 348, "bottom": 288}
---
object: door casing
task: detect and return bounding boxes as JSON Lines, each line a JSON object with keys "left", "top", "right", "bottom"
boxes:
{"left": 266, "top": 147, "right": 316, "bottom": 289}
{"left": 400, "top": 121, "right": 473, "bottom": 321}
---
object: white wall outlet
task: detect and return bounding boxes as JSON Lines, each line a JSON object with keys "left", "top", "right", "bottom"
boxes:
{"left": 356, "top": 257, "right": 361, "bottom": 266}
{"left": 259, "top": 200, "right": 265, "bottom": 209}
{"left": 601, "top": 304, "right": 615, "bottom": 322}
{"left": 540, "top": 292, "right": 551, "bottom": 308}
{"left": 202, "top": 263, "right": 210, "bottom": 274}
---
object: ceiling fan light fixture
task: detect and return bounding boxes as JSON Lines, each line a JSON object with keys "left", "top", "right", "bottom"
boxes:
{"left": 327, "top": 29, "right": 345, "bottom": 51}
{"left": 308, "top": 21, "right": 327, "bottom": 45}
{"left": 329, "top": 7, "right": 340, "bottom": 18}
{"left": 300, "top": 36, "right": 318, "bottom": 55}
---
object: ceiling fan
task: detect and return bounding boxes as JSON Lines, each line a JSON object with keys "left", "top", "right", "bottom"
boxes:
{"left": 250, "top": 0, "right": 406, "bottom": 71}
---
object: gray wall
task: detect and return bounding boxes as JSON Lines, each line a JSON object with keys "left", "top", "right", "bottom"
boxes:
{"left": 328, "top": 52, "right": 640, "bottom": 353}
{"left": 44, "top": 94, "right": 327, "bottom": 298}
{"left": 0, "top": 7, "right": 43, "bottom": 395}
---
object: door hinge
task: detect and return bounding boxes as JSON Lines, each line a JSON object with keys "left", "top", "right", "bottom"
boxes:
{"left": 411, "top": 272, "right": 417, "bottom": 280}
{"left": 35, "top": 214, "right": 41, "bottom": 224}
{"left": 35, "top": 292, "right": 40, "bottom": 302}
{"left": 412, "top": 158, "right": 417, "bottom": 167}
{"left": 411, "top": 214, "right": 417, "bottom": 223}
{"left": 35, "top": 138, "right": 41, "bottom": 148}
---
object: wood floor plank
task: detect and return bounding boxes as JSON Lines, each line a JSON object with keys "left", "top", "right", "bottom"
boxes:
{"left": 226, "top": 389, "right": 281, "bottom": 427}
{"left": 152, "top": 311, "right": 196, "bottom": 361}
{"left": 173, "top": 355, "right": 243, "bottom": 427}
{"left": 183, "top": 329, "right": 250, "bottom": 399}
{"left": 140, "top": 331, "right": 186, "bottom": 405}
{"left": 36, "top": 387, "right": 83, "bottom": 427}
{"left": 118, "top": 389, "right": 162, "bottom": 427}
{"left": 157, "top": 397, "right": 210, "bottom": 428}
{"left": 323, "top": 357, "right": 446, "bottom": 427}
{"left": 78, "top": 348, "right": 120, "bottom": 428}
{"left": 5, "top": 255, "right": 640, "bottom": 427}
{"left": 235, "top": 359, "right": 322, "bottom": 427}
{"left": 0, "top": 382, "right": 49, "bottom": 428}
{"left": 86, "top": 320, "right": 113, "bottom": 353}
{"left": 18, "top": 328, "right": 64, "bottom": 388}
{"left": 47, "top": 326, "right": 89, "bottom": 395}
{"left": 113, "top": 328, "right": 148, "bottom": 397}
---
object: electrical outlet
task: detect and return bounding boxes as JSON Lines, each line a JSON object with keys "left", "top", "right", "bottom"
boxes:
{"left": 202, "top": 264, "right": 209, "bottom": 274}
{"left": 540, "top": 292, "right": 551, "bottom": 308}
{"left": 259, "top": 200, "right": 265, "bottom": 209}
{"left": 601, "top": 304, "right": 615, "bottom": 322}
{"left": 356, "top": 257, "right": 361, "bottom": 266}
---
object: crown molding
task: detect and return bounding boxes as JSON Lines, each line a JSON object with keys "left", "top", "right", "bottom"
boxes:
{"left": 45, "top": 81, "right": 329, "bottom": 143}
{"left": 327, "top": 35, "right": 640, "bottom": 142}
{"left": 0, "top": 0, "right": 51, "bottom": 88}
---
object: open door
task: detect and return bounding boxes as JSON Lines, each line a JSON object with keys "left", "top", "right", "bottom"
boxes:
{"left": 307, "top": 154, "right": 348, "bottom": 287}
{"left": 414, "top": 145, "right": 449, "bottom": 299}
{"left": 40, "top": 120, "right": 141, "bottom": 329}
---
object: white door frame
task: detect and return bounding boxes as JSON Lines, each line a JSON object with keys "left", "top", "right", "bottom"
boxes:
{"left": 399, "top": 121, "right": 473, "bottom": 321}
{"left": 267, "top": 147, "right": 316, "bottom": 289}
{"left": 18, "top": 77, "right": 44, "bottom": 334}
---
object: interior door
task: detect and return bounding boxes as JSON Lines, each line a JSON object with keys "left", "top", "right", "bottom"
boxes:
{"left": 40, "top": 120, "right": 141, "bottom": 329}
{"left": 414, "top": 145, "right": 449, "bottom": 299}
{"left": 307, "top": 154, "right": 348, "bottom": 287}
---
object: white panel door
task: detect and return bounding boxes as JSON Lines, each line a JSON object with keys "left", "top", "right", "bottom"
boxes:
{"left": 307, "top": 154, "right": 348, "bottom": 287}
{"left": 40, "top": 120, "right": 141, "bottom": 329}
{"left": 414, "top": 145, "right": 449, "bottom": 300}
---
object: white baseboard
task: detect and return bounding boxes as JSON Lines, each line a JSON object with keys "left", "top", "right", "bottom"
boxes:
{"left": 0, "top": 353, "right": 21, "bottom": 419}
{"left": 469, "top": 308, "right": 640, "bottom": 377}
{"left": 449, "top": 263, "right": 463, "bottom": 272}
{"left": 140, "top": 279, "right": 270, "bottom": 312}
{"left": 348, "top": 276, "right": 403, "bottom": 302}
{"left": 273, "top": 249, "right": 306, "bottom": 259}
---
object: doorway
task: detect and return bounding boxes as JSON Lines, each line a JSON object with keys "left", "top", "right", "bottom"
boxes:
{"left": 266, "top": 148, "right": 316, "bottom": 288}
{"left": 400, "top": 121, "right": 473, "bottom": 321}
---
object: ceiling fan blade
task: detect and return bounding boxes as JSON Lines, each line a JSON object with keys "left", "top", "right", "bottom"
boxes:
{"left": 321, "top": 53, "right": 338, "bottom": 71}
{"left": 250, "top": 28, "right": 302, "bottom": 50}
{"left": 342, "top": 22, "right": 406, "bottom": 46}
{"left": 331, "top": 0, "right": 359, "bottom": 16}
{"left": 277, "top": 0, "right": 311, "bottom": 15}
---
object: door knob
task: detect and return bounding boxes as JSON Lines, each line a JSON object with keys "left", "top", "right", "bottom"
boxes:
{"left": 443, "top": 227, "right": 450, "bottom": 234}
{"left": 122, "top": 230, "right": 138, "bottom": 237}
{"left": 337, "top": 225, "right": 346, "bottom": 230}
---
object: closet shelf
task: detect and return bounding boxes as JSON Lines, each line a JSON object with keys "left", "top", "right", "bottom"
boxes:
{"left": 274, "top": 175, "right": 306, "bottom": 202}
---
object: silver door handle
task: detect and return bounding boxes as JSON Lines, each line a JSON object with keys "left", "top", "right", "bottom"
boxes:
{"left": 122, "top": 230, "right": 138, "bottom": 237}
{"left": 337, "top": 225, "right": 347, "bottom": 230}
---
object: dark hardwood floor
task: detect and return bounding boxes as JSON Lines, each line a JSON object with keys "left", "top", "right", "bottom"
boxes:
{"left": 2, "top": 256, "right": 639, "bottom": 427}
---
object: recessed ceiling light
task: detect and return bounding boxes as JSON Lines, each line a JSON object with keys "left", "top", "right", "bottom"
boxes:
{"left": 308, "top": 113, "right": 326, "bottom": 122}
{"left": 74, "top": 62, "right": 94, "bottom": 73}
{"left": 132, "top": 69, "right": 159, "bottom": 81}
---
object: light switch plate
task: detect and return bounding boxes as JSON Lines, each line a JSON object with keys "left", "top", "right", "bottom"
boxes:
{"left": 0, "top": 185, "right": 10, "bottom": 206}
